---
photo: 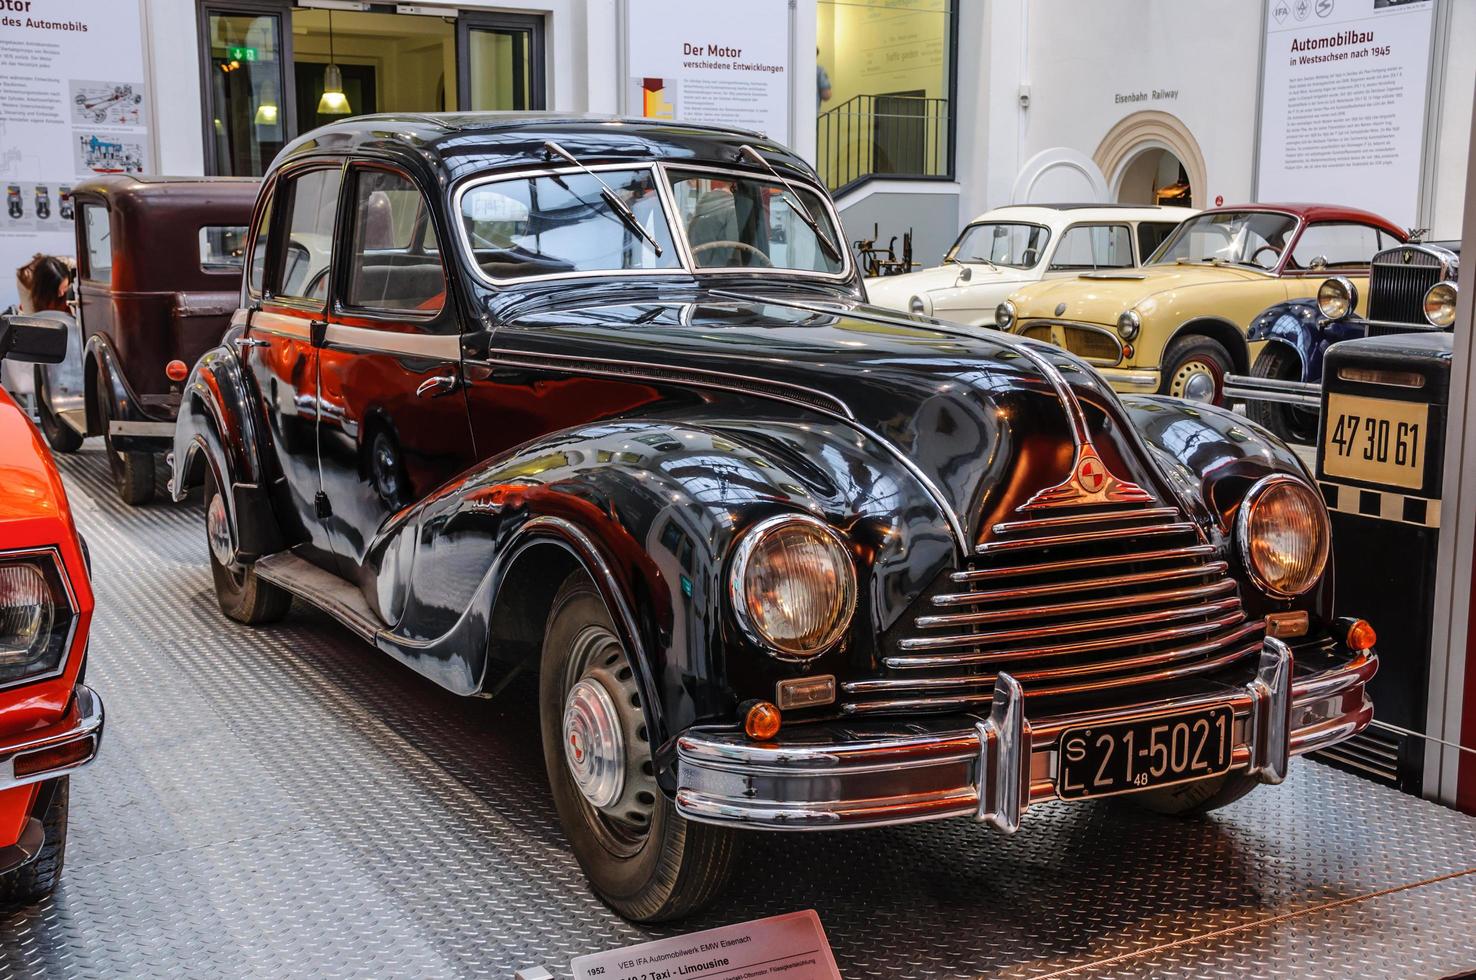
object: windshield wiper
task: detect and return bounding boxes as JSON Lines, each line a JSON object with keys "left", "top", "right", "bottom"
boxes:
{"left": 543, "top": 140, "right": 663, "bottom": 256}
{"left": 737, "top": 144, "right": 843, "bottom": 264}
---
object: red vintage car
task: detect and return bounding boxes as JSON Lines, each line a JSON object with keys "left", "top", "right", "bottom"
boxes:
{"left": 0, "top": 315, "right": 104, "bottom": 904}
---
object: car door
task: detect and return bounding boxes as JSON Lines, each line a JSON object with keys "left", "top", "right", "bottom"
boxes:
{"left": 241, "top": 162, "right": 342, "bottom": 570}
{"left": 314, "top": 161, "right": 473, "bottom": 577}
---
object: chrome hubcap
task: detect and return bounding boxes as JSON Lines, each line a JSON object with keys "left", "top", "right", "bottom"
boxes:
{"left": 1173, "top": 362, "right": 1218, "bottom": 403}
{"left": 563, "top": 678, "right": 625, "bottom": 810}
{"left": 206, "top": 492, "right": 235, "bottom": 567}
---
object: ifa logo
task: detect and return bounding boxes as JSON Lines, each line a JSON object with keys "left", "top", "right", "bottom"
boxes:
{"left": 1077, "top": 455, "right": 1107, "bottom": 493}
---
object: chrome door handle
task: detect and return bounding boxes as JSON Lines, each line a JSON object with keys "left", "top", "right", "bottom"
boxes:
{"left": 233, "top": 336, "right": 269, "bottom": 350}
{"left": 416, "top": 375, "right": 460, "bottom": 398}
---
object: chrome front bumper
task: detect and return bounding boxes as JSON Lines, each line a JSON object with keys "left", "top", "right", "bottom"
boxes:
{"left": 675, "top": 639, "right": 1374, "bottom": 831}
{"left": 1224, "top": 374, "right": 1321, "bottom": 408}
{"left": 1098, "top": 367, "right": 1160, "bottom": 392}
{"left": 0, "top": 685, "right": 104, "bottom": 792}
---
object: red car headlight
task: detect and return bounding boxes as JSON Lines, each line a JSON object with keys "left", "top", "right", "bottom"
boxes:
{"left": 0, "top": 551, "right": 74, "bottom": 685}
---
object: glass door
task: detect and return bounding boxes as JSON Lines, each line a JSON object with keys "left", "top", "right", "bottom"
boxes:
{"left": 457, "top": 13, "right": 545, "bottom": 110}
{"left": 199, "top": 0, "right": 294, "bottom": 176}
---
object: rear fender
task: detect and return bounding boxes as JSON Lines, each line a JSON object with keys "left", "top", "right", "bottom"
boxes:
{"left": 82, "top": 333, "right": 170, "bottom": 451}
{"left": 169, "top": 345, "right": 281, "bottom": 561}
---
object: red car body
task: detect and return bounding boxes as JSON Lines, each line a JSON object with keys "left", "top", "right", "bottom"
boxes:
{"left": 0, "top": 379, "right": 102, "bottom": 894}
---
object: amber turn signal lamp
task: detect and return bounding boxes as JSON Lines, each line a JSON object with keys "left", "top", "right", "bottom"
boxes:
{"left": 165, "top": 359, "right": 189, "bottom": 382}
{"left": 13, "top": 736, "right": 95, "bottom": 779}
{"left": 1334, "top": 616, "right": 1377, "bottom": 652}
{"left": 743, "top": 700, "right": 782, "bottom": 741}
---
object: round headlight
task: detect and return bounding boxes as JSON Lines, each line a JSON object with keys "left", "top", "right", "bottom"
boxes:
{"left": 1316, "top": 277, "right": 1357, "bottom": 321}
{"left": 0, "top": 563, "right": 53, "bottom": 668}
{"left": 1117, "top": 310, "right": 1141, "bottom": 340}
{"left": 908, "top": 295, "right": 927, "bottom": 316}
{"left": 1424, "top": 280, "right": 1457, "bottom": 327}
{"left": 730, "top": 516, "right": 856, "bottom": 660}
{"left": 995, "top": 300, "right": 1016, "bottom": 329}
{"left": 1236, "top": 476, "right": 1330, "bottom": 598}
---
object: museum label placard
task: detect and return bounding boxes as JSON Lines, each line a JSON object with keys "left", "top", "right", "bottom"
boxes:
{"left": 570, "top": 909, "right": 841, "bottom": 980}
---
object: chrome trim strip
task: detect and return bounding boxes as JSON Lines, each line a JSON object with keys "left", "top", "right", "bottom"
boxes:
{"left": 251, "top": 311, "right": 312, "bottom": 339}
{"left": 976, "top": 521, "right": 1195, "bottom": 554}
{"left": 914, "top": 577, "right": 1237, "bottom": 629}
{"left": 888, "top": 609, "right": 1247, "bottom": 666}
{"left": 932, "top": 560, "right": 1228, "bottom": 607}
{"left": 896, "top": 597, "right": 1242, "bottom": 652}
{"left": 950, "top": 543, "right": 1217, "bottom": 582}
{"left": 322, "top": 323, "right": 462, "bottom": 360}
{"left": 1224, "top": 374, "right": 1322, "bottom": 408}
{"left": 992, "top": 506, "right": 1180, "bottom": 535}
{"left": 1098, "top": 367, "right": 1160, "bottom": 388}
{"left": 107, "top": 420, "right": 176, "bottom": 437}
{"left": 0, "top": 685, "right": 104, "bottom": 791}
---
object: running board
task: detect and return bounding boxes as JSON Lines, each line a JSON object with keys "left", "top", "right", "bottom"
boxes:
{"left": 57, "top": 407, "right": 87, "bottom": 436}
{"left": 254, "top": 552, "right": 381, "bottom": 642}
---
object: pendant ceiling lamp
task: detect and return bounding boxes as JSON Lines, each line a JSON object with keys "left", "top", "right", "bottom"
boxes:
{"left": 317, "top": 10, "right": 351, "bottom": 115}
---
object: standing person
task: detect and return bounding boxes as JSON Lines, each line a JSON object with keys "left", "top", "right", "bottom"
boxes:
{"left": 2, "top": 254, "right": 75, "bottom": 408}
{"left": 817, "top": 48, "right": 832, "bottom": 110}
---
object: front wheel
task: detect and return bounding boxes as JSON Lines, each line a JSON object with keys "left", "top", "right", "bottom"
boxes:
{"left": 539, "top": 573, "right": 738, "bottom": 922}
{"left": 1246, "top": 344, "right": 1319, "bottom": 444}
{"left": 33, "top": 366, "right": 82, "bottom": 453}
{"left": 1160, "top": 335, "right": 1233, "bottom": 406}
{"left": 205, "top": 472, "right": 290, "bottom": 625}
{"left": 0, "top": 778, "right": 68, "bottom": 907}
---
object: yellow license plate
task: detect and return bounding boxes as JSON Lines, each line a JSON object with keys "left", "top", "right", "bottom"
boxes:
{"left": 1322, "top": 393, "right": 1429, "bottom": 490}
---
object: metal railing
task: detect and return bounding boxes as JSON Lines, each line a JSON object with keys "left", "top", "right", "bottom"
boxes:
{"left": 816, "top": 94, "right": 950, "bottom": 193}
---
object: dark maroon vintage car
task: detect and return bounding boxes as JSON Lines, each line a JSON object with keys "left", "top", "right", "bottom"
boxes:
{"left": 34, "top": 175, "right": 259, "bottom": 504}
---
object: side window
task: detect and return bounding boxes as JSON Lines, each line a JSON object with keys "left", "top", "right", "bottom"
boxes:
{"left": 80, "top": 204, "right": 111, "bottom": 283}
{"left": 200, "top": 226, "right": 249, "bottom": 274}
{"left": 1136, "top": 222, "right": 1179, "bottom": 263}
{"left": 345, "top": 168, "right": 446, "bottom": 314}
{"left": 272, "top": 167, "right": 343, "bottom": 304}
{"left": 1049, "top": 225, "right": 1133, "bottom": 270}
{"left": 1289, "top": 223, "right": 1382, "bottom": 270}
{"left": 247, "top": 195, "right": 273, "bottom": 296}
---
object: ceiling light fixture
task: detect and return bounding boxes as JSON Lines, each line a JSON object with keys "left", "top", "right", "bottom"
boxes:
{"left": 317, "top": 10, "right": 351, "bottom": 115}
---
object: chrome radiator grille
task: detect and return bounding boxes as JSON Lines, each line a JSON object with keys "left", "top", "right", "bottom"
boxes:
{"left": 1367, "top": 250, "right": 1442, "bottom": 331}
{"left": 843, "top": 505, "right": 1262, "bottom": 716}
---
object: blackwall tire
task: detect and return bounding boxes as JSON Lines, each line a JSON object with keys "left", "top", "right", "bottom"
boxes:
{"left": 102, "top": 408, "right": 155, "bottom": 505}
{"left": 205, "top": 472, "right": 290, "bottom": 626}
{"left": 33, "top": 366, "right": 82, "bottom": 454}
{"left": 0, "top": 778, "right": 68, "bottom": 907}
{"left": 1160, "top": 336, "right": 1233, "bottom": 406}
{"left": 1127, "top": 771, "right": 1261, "bottom": 817}
{"left": 1247, "top": 345, "right": 1319, "bottom": 445}
{"left": 539, "top": 572, "right": 738, "bottom": 923}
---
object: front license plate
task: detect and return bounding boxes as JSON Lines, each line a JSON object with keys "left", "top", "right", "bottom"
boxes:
{"left": 1056, "top": 705, "right": 1233, "bottom": 800}
{"left": 1322, "top": 393, "right": 1429, "bottom": 490}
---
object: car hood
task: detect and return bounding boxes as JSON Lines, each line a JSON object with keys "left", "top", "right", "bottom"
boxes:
{"left": 1011, "top": 263, "right": 1271, "bottom": 325}
{"left": 867, "top": 264, "right": 1033, "bottom": 302}
{"left": 495, "top": 290, "right": 1178, "bottom": 546}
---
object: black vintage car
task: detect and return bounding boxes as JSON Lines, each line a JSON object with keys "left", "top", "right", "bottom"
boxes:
{"left": 170, "top": 114, "right": 1378, "bottom": 922}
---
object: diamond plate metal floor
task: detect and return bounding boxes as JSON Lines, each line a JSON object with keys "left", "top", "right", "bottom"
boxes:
{"left": 3, "top": 443, "right": 1475, "bottom": 979}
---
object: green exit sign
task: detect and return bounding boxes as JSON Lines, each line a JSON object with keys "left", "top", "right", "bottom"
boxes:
{"left": 228, "top": 46, "right": 257, "bottom": 62}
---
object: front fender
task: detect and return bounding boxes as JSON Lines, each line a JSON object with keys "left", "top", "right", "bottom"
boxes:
{"left": 1121, "top": 394, "right": 1331, "bottom": 621}
{"left": 169, "top": 345, "right": 281, "bottom": 560}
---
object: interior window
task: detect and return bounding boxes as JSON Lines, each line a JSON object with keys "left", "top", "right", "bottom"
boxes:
{"left": 1049, "top": 225, "right": 1132, "bottom": 270}
{"left": 666, "top": 170, "right": 844, "bottom": 274}
{"left": 1289, "top": 223, "right": 1383, "bottom": 270}
{"left": 200, "top": 225, "right": 249, "bottom": 274}
{"left": 460, "top": 168, "right": 676, "bottom": 280}
{"left": 80, "top": 205, "right": 111, "bottom": 283}
{"left": 1136, "top": 222, "right": 1179, "bottom": 262}
{"left": 274, "top": 167, "right": 342, "bottom": 303}
{"left": 346, "top": 169, "right": 446, "bottom": 313}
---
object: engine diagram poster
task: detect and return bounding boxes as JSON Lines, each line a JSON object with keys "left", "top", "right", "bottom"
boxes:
{"left": 0, "top": 0, "right": 151, "bottom": 309}
{"left": 625, "top": 0, "right": 791, "bottom": 145}
{"left": 570, "top": 910, "right": 841, "bottom": 980}
{"left": 1256, "top": 0, "right": 1435, "bottom": 227}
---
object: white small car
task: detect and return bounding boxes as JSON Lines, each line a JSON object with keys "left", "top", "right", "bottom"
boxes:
{"left": 866, "top": 204, "right": 1196, "bottom": 327}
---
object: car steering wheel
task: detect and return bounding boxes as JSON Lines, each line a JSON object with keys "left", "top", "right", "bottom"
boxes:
{"left": 1250, "top": 244, "right": 1281, "bottom": 269}
{"left": 692, "top": 240, "right": 774, "bottom": 267}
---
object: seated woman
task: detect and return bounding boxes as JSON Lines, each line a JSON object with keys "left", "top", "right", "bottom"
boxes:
{"left": 1, "top": 254, "right": 73, "bottom": 405}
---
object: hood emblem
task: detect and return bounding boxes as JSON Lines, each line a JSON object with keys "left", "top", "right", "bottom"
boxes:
{"left": 1055, "top": 302, "right": 1068, "bottom": 317}
{"left": 1402, "top": 250, "right": 1414, "bottom": 264}
{"left": 1007, "top": 341, "right": 1156, "bottom": 512}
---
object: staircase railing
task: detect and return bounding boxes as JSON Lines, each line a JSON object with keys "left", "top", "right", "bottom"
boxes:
{"left": 815, "top": 93, "right": 950, "bottom": 194}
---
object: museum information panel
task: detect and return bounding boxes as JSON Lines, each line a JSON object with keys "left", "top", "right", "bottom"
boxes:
{"left": 1257, "top": 0, "right": 1435, "bottom": 227}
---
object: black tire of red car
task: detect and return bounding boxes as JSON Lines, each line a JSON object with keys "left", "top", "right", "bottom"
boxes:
{"left": 1127, "top": 770, "right": 1260, "bottom": 817}
{"left": 1159, "top": 335, "right": 1233, "bottom": 406}
{"left": 205, "top": 472, "right": 291, "bottom": 625}
{"left": 32, "top": 366, "right": 83, "bottom": 454}
{"left": 1247, "top": 343, "right": 1320, "bottom": 445}
{"left": 539, "top": 572, "right": 738, "bottom": 922}
{"left": 102, "top": 404, "right": 155, "bottom": 505}
{"left": 0, "top": 777, "right": 68, "bottom": 907}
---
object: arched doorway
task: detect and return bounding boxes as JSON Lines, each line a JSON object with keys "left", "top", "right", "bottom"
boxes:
{"left": 1094, "top": 111, "right": 1206, "bottom": 211}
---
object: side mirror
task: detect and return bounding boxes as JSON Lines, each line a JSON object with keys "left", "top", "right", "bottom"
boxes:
{"left": 957, "top": 265, "right": 973, "bottom": 283}
{"left": 0, "top": 314, "right": 68, "bottom": 364}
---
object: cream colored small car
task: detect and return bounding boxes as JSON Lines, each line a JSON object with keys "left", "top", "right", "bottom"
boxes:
{"left": 866, "top": 204, "right": 1195, "bottom": 326}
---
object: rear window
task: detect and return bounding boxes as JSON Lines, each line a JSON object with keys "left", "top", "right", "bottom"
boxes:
{"left": 200, "top": 226, "right": 249, "bottom": 274}
{"left": 80, "top": 204, "right": 111, "bottom": 282}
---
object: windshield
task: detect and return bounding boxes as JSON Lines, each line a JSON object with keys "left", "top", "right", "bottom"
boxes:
{"left": 666, "top": 169, "right": 844, "bottom": 274}
{"left": 1151, "top": 211, "right": 1299, "bottom": 270}
{"left": 947, "top": 222, "right": 1050, "bottom": 269}
{"left": 459, "top": 168, "right": 678, "bottom": 280}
